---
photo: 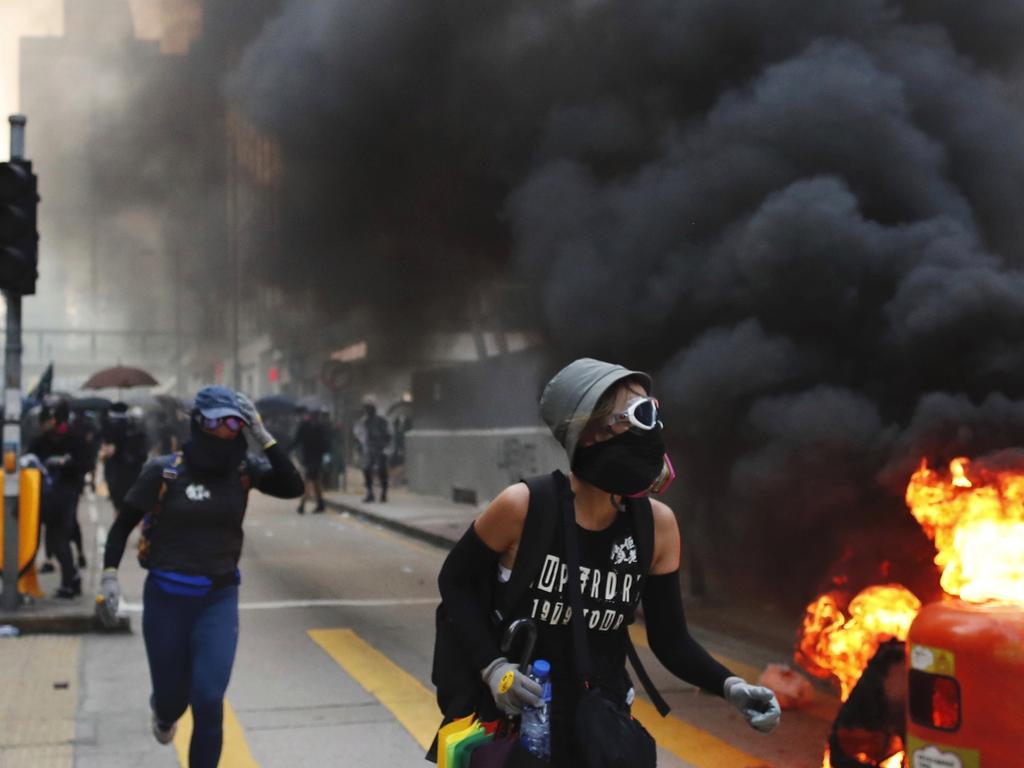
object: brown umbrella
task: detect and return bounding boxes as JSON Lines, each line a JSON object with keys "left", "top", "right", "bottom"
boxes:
{"left": 82, "top": 366, "right": 159, "bottom": 390}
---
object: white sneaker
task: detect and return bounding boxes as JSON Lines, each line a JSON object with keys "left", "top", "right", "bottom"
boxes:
{"left": 151, "top": 710, "right": 177, "bottom": 745}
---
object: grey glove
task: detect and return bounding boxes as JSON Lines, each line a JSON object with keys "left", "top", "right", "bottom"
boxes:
{"left": 95, "top": 569, "right": 121, "bottom": 628}
{"left": 724, "top": 676, "right": 781, "bottom": 734}
{"left": 481, "top": 657, "right": 543, "bottom": 716}
{"left": 235, "top": 392, "right": 275, "bottom": 448}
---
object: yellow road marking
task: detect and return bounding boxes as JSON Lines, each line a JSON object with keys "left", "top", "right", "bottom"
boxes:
{"left": 633, "top": 699, "right": 771, "bottom": 767}
{"left": 310, "top": 627, "right": 770, "bottom": 767}
{"left": 308, "top": 628, "right": 440, "bottom": 750}
{"left": 173, "top": 700, "right": 259, "bottom": 768}
{"left": 628, "top": 624, "right": 764, "bottom": 684}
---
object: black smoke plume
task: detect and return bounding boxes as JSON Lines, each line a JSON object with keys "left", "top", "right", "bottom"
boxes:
{"left": 229, "top": 0, "right": 1024, "bottom": 605}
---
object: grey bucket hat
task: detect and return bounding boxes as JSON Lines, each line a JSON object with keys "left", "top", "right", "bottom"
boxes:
{"left": 540, "top": 358, "right": 652, "bottom": 463}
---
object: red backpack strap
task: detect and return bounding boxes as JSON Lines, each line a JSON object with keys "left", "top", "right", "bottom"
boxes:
{"left": 158, "top": 452, "right": 184, "bottom": 500}
{"left": 140, "top": 452, "right": 182, "bottom": 566}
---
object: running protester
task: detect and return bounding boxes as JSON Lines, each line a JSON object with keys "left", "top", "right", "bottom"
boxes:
{"left": 435, "top": 359, "right": 781, "bottom": 765}
{"left": 96, "top": 386, "right": 303, "bottom": 768}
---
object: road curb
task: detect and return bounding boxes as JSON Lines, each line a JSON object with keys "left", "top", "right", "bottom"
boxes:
{"left": 0, "top": 612, "right": 131, "bottom": 635}
{"left": 323, "top": 499, "right": 457, "bottom": 551}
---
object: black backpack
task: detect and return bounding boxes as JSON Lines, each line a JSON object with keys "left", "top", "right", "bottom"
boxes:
{"left": 428, "top": 470, "right": 669, "bottom": 761}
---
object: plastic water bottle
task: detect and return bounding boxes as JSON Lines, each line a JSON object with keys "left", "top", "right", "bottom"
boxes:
{"left": 520, "top": 658, "right": 551, "bottom": 759}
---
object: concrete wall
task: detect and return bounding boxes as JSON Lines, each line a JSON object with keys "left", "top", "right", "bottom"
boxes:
{"left": 406, "top": 426, "right": 568, "bottom": 504}
{"left": 411, "top": 349, "right": 552, "bottom": 430}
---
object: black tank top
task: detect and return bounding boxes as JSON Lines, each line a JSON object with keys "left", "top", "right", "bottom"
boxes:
{"left": 500, "top": 503, "right": 645, "bottom": 750}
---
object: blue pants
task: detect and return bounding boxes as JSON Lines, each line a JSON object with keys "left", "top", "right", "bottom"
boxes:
{"left": 142, "top": 576, "right": 239, "bottom": 768}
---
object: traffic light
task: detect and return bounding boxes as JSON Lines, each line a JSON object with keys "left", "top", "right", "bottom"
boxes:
{"left": 0, "top": 160, "right": 38, "bottom": 295}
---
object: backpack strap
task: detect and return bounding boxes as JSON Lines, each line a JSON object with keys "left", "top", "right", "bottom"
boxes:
{"left": 627, "top": 495, "right": 655, "bottom": 577}
{"left": 158, "top": 452, "right": 183, "bottom": 500}
{"left": 140, "top": 452, "right": 183, "bottom": 566}
{"left": 494, "top": 470, "right": 562, "bottom": 624}
{"left": 622, "top": 494, "right": 671, "bottom": 716}
{"left": 626, "top": 633, "right": 671, "bottom": 716}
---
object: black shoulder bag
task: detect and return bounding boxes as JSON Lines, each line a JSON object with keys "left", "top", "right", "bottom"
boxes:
{"left": 558, "top": 477, "right": 657, "bottom": 768}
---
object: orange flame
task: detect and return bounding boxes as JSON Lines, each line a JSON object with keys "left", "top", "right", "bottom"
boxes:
{"left": 906, "top": 457, "right": 1024, "bottom": 603}
{"left": 797, "top": 585, "right": 921, "bottom": 700}
{"left": 804, "top": 454, "right": 1024, "bottom": 768}
{"left": 822, "top": 747, "right": 905, "bottom": 767}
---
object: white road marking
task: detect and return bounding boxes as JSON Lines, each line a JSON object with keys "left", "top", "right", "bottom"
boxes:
{"left": 87, "top": 489, "right": 98, "bottom": 524}
{"left": 118, "top": 596, "right": 439, "bottom": 613}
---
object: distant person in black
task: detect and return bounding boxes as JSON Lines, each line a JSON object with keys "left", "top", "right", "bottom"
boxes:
{"left": 28, "top": 400, "right": 90, "bottom": 597}
{"left": 77, "top": 410, "right": 102, "bottom": 491}
{"left": 292, "top": 407, "right": 331, "bottom": 514}
{"left": 354, "top": 401, "right": 392, "bottom": 502}
{"left": 155, "top": 411, "right": 178, "bottom": 454}
{"left": 95, "top": 386, "right": 302, "bottom": 768}
{"left": 100, "top": 402, "right": 149, "bottom": 515}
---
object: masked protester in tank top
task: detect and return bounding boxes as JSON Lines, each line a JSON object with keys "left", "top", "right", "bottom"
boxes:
{"left": 435, "top": 359, "right": 782, "bottom": 766}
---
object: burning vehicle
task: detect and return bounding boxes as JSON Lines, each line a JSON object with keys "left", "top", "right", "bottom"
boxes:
{"left": 797, "top": 457, "right": 1024, "bottom": 768}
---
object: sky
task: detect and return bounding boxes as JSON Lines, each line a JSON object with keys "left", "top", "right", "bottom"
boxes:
{"left": 0, "top": 0, "right": 195, "bottom": 153}
{"left": 0, "top": 0, "right": 62, "bottom": 153}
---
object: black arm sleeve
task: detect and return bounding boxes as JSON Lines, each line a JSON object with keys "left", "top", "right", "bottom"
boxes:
{"left": 255, "top": 443, "right": 305, "bottom": 498}
{"left": 103, "top": 501, "right": 146, "bottom": 569}
{"left": 437, "top": 523, "right": 503, "bottom": 672}
{"left": 103, "top": 459, "right": 165, "bottom": 569}
{"left": 641, "top": 571, "right": 732, "bottom": 697}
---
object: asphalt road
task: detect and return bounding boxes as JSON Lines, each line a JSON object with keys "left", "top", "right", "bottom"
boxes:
{"left": 73, "top": 492, "right": 836, "bottom": 768}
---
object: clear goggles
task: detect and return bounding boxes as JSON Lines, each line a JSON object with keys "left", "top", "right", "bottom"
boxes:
{"left": 610, "top": 396, "right": 661, "bottom": 431}
{"left": 200, "top": 415, "right": 246, "bottom": 433}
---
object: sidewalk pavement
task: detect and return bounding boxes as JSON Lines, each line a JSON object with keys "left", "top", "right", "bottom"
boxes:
{"left": 0, "top": 489, "right": 128, "bottom": 635}
{"left": 322, "top": 482, "right": 478, "bottom": 551}
{"left": 0, "top": 634, "right": 80, "bottom": 768}
{"left": 322, "top": 476, "right": 805, "bottom": 660}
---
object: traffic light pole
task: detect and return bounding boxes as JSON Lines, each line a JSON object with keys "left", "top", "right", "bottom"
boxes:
{"left": 1, "top": 115, "right": 26, "bottom": 612}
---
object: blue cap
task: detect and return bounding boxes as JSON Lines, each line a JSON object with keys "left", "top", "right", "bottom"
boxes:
{"left": 194, "top": 386, "right": 245, "bottom": 422}
{"left": 532, "top": 659, "right": 551, "bottom": 680}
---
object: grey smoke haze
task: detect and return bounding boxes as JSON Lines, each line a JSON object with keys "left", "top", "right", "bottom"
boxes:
{"left": 226, "top": 0, "right": 1024, "bottom": 601}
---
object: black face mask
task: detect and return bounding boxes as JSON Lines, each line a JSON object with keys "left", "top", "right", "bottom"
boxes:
{"left": 184, "top": 421, "right": 248, "bottom": 475}
{"left": 572, "top": 426, "right": 666, "bottom": 496}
